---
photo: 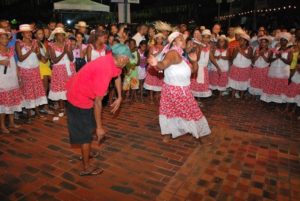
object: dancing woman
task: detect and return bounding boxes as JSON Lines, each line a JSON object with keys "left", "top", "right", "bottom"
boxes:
{"left": 148, "top": 31, "right": 211, "bottom": 143}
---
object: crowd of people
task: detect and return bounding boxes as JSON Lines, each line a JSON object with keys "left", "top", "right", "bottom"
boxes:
{"left": 0, "top": 19, "right": 300, "bottom": 132}
{"left": 1, "top": 18, "right": 300, "bottom": 175}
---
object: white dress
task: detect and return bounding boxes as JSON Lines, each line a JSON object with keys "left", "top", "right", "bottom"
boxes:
{"left": 159, "top": 59, "right": 211, "bottom": 139}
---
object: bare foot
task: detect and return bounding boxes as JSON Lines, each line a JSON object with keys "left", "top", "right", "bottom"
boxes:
{"left": 1, "top": 127, "right": 10, "bottom": 134}
{"left": 162, "top": 135, "right": 170, "bottom": 143}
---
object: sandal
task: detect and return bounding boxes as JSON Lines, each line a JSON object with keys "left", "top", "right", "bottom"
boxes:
{"left": 79, "top": 151, "right": 100, "bottom": 160}
{"left": 79, "top": 167, "right": 103, "bottom": 176}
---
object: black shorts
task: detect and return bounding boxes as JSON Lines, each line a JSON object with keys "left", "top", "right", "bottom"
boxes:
{"left": 66, "top": 102, "right": 96, "bottom": 144}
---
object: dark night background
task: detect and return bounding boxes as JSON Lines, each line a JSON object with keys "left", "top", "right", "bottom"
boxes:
{"left": 0, "top": 0, "right": 299, "bottom": 30}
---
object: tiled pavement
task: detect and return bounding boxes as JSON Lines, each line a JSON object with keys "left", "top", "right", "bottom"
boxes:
{"left": 0, "top": 96, "right": 300, "bottom": 201}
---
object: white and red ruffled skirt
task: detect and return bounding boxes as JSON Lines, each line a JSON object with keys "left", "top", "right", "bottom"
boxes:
{"left": 0, "top": 88, "right": 23, "bottom": 114}
{"left": 49, "top": 63, "right": 76, "bottom": 101}
{"left": 19, "top": 67, "right": 47, "bottom": 109}
{"left": 209, "top": 70, "right": 228, "bottom": 91}
{"left": 283, "top": 72, "right": 300, "bottom": 106}
{"left": 228, "top": 65, "right": 251, "bottom": 91}
{"left": 260, "top": 77, "right": 288, "bottom": 103}
{"left": 249, "top": 67, "right": 269, "bottom": 96}
{"left": 191, "top": 67, "right": 212, "bottom": 97}
{"left": 144, "top": 67, "right": 164, "bottom": 91}
{"left": 159, "top": 83, "right": 211, "bottom": 139}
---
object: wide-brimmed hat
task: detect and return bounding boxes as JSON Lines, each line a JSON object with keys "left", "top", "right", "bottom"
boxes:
{"left": 168, "top": 31, "right": 182, "bottom": 43}
{"left": 202, "top": 29, "right": 211, "bottom": 36}
{"left": 154, "top": 33, "right": 166, "bottom": 39}
{"left": 240, "top": 33, "right": 250, "bottom": 42}
{"left": 19, "top": 24, "right": 33, "bottom": 32}
{"left": 200, "top": 26, "right": 205, "bottom": 31}
{"left": 234, "top": 27, "right": 245, "bottom": 35}
{"left": 154, "top": 21, "right": 173, "bottom": 32}
{"left": 279, "top": 32, "right": 292, "bottom": 42}
{"left": 258, "top": 35, "right": 271, "bottom": 43}
{"left": 48, "top": 27, "right": 67, "bottom": 41}
{"left": 218, "top": 34, "right": 227, "bottom": 41}
{"left": 75, "top": 21, "right": 89, "bottom": 29}
{"left": 0, "top": 28, "right": 11, "bottom": 37}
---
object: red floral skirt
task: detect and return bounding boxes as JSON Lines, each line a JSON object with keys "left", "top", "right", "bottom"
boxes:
{"left": 209, "top": 71, "right": 228, "bottom": 91}
{"left": 190, "top": 67, "right": 211, "bottom": 97}
{"left": 249, "top": 67, "right": 269, "bottom": 95}
{"left": 144, "top": 66, "right": 164, "bottom": 91}
{"left": 0, "top": 88, "right": 23, "bottom": 114}
{"left": 50, "top": 64, "right": 76, "bottom": 93}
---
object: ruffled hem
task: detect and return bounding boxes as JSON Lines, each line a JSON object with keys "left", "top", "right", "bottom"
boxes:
{"left": 159, "top": 115, "right": 211, "bottom": 139}
{"left": 228, "top": 79, "right": 249, "bottom": 91}
{"left": 0, "top": 105, "right": 22, "bottom": 114}
{"left": 22, "top": 96, "right": 47, "bottom": 109}
{"left": 144, "top": 83, "right": 162, "bottom": 91}
{"left": 209, "top": 85, "right": 228, "bottom": 91}
{"left": 260, "top": 93, "right": 285, "bottom": 103}
{"left": 48, "top": 91, "right": 67, "bottom": 101}
{"left": 248, "top": 87, "right": 263, "bottom": 96}
{"left": 191, "top": 90, "right": 212, "bottom": 98}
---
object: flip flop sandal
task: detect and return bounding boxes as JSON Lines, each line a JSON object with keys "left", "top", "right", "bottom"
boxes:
{"left": 79, "top": 151, "right": 100, "bottom": 160}
{"left": 80, "top": 167, "right": 103, "bottom": 176}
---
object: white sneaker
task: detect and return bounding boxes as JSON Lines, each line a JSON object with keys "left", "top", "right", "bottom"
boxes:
{"left": 235, "top": 93, "right": 240, "bottom": 99}
{"left": 58, "top": 112, "right": 64, "bottom": 117}
{"left": 221, "top": 91, "right": 229, "bottom": 96}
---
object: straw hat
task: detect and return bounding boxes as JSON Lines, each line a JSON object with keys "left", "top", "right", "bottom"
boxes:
{"left": 19, "top": 24, "right": 33, "bottom": 32}
{"left": 279, "top": 32, "right": 292, "bottom": 42}
{"left": 202, "top": 29, "right": 211, "bottom": 36}
{"left": 200, "top": 26, "right": 205, "bottom": 31}
{"left": 48, "top": 27, "right": 67, "bottom": 41}
{"left": 218, "top": 34, "right": 227, "bottom": 41}
{"left": 154, "top": 33, "right": 166, "bottom": 39}
{"left": 75, "top": 21, "right": 89, "bottom": 29}
{"left": 0, "top": 28, "right": 11, "bottom": 37}
{"left": 234, "top": 27, "right": 245, "bottom": 35}
{"left": 168, "top": 31, "right": 182, "bottom": 43}
{"left": 240, "top": 33, "right": 250, "bottom": 42}
{"left": 258, "top": 35, "right": 271, "bottom": 43}
{"left": 154, "top": 21, "right": 173, "bottom": 32}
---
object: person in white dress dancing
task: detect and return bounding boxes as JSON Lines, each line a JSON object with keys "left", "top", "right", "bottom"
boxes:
{"left": 148, "top": 31, "right": 211, "bottom": 143}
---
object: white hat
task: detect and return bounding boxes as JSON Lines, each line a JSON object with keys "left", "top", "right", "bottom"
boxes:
{"left": 19, "top": 24, "right": 32, "bottom": 32}
{"left": 0, "top": 28, "right": 11, "bottom": 37}
{"left": 200, "top": 26, "right": 205, "bottom": 30}
{"left": 258, "top": 35, "right": 271, "bottom": 43}
{"left": 234, "top": 27, "right": 245, "bottom": 35}
{"left": 48, "top": 27, "right": 67, "bottom": 41}
{"left": 75, "top": 21, "right": 89, "bottom": 29}
{"left": 168, "top": 31, "right": 182, "bottom": 43}
{"left": 154, "top": 33, "right": 166, "bottom": 39}
{"left": 202, "top": 29, "right": 211, "bottom": 36}
{"left": 279, "top": 32, "right": 292, "bottom": 42}
{"left": 218, "top": 34, "right": 227, "bottom": 41}
{"left": 240, "top": 33, "right": 250, "bottom": 42}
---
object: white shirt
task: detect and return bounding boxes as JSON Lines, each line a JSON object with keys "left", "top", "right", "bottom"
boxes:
{"left": 132, "top": 32, "right": 145, "bottom": 47}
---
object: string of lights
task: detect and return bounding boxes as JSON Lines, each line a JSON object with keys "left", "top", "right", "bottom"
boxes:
{"left": 217, "top": 5, "right": 297, "bottom": 21}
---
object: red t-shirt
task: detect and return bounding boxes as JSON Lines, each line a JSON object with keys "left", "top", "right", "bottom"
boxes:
{"left": 66, "top": 53, "right": 122, "bottom": 109}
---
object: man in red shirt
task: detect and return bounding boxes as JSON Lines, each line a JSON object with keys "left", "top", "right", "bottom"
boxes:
{"left": 66, "top": 44, "right": 131, "bottom": 176}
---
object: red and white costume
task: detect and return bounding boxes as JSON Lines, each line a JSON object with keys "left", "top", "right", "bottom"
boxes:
{"left": 191, "top": 46, "right": 212, "bottom": 97}
{"left": 159, "top": 47, "right": 211, "bottom": 138}
{"left": 0, "top": 48, "right": 23, "bottom": 114}
{"left": 283, "top": 70, "right": 300, "bottom": 106}
{"left": 260, "top": 49, "right": 290, "bottom": 103}
{"left": 228, "top": 49, "right": 252, "bottom": 91}
{"left": 88, "top": 44, "right": 107, "bottom": 61}
{"left": 48, "top": 43, "right": 76, "bottom": 101}
{"left": 144, "top": 47, "right": 164, "bottom": 91}
{"left": 249, "top": 49, "right": 270, "bottom": 95}
{"left": 17, "top": 41, "right": 47, "bottom": 109}
{"left": 209, "top": 49, "right": 229, "bottom": 91}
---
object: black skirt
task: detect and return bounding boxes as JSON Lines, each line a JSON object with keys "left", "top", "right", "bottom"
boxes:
{"left": 66, "top": 102, "right": 96, "bottom": 144}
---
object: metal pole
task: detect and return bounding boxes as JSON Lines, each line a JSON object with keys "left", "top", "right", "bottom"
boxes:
{"left": 124, "top": 0, "right": 128, "bottom": 23}
{"left": 228, "top": 2, "right": 232, "bottom": 27}
{"left": 218, "top": 3, "right": 221, "bottom": 23}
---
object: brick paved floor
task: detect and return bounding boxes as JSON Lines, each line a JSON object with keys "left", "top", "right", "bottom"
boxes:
{"left": 0, "top": 96, "right": 299, "bottom": 201}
